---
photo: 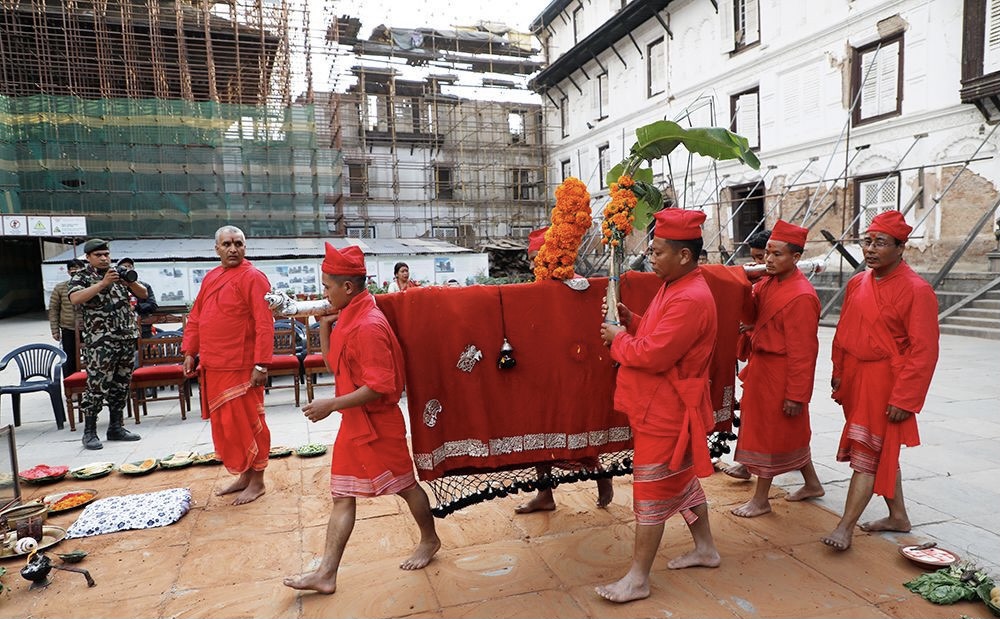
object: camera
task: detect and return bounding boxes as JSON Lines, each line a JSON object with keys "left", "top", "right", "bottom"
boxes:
{"left": 115, "top": 266, "right": 138, "bottom": 283}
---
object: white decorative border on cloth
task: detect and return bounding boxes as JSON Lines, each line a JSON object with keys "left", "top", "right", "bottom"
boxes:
{"left": 413, "top": 425, "right": 633, "bottom": 471}
{"left": 66, "top": 487, "right": 192, "bottom": 539}
{"left": 713, "top": 384, "right": 735, "bottom": 423}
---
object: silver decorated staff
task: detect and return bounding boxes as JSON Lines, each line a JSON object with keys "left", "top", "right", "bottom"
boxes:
{"left": 265, "top": 291, "right": 335, "bottom": 318}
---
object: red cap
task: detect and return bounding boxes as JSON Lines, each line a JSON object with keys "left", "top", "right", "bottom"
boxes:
{"left": 653, "top": 208, "right": 706, "bottom": 240}
{"left": 527, "top": 226, "right": 549, "bottom": 253}
{"left": 770, "top": 219, "right": 808, "bottom": 248}
{"left": 866, "top": 211, "right": 912, "bottom": 242}
{"left": 322, "top": 243, "right": 367, "bottom": 276}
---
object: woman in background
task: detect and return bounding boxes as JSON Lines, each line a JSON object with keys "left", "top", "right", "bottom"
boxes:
{"left": 387, "top": 262, "right": 420, "bottom": 292}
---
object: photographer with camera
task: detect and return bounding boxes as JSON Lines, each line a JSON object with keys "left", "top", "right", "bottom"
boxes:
{"left": 117, "top": 257, "right": 158, "bottom": 338}
{"left": 69, "top": 238, "right": 146, "bottom": 450}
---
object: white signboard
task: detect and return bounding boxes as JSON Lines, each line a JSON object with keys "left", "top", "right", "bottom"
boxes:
{"left": 2, "top": 215, "right": 27, "bottom": 236}
{"left": 51, "top": 216, "right": 87, "bottom": 236}
{"left": 28, "top": 216, "right": 52, "bottom": 237}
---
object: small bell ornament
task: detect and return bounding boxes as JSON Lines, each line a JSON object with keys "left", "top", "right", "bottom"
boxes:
{"left": 497, "top": 338, "right": 516, "bottom": 370}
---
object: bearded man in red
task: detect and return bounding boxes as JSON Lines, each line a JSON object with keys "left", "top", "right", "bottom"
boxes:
{"left": 821, "top": 211, "right": 939, "bottom": 550}
{"left": 284, "top": 243, "right": 440, "bottom": 595}
{"left": 597, "top": 208, "right": 720, "bottom": 604}
{"left": 182, "top": 225, "right": 274, "bottom": 505}
{"left": 730, "top": 219, "right": 824, "bottom": 518}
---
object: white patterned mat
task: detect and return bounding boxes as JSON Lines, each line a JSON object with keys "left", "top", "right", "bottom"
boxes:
{"left": 66, "top": 487, "right": 192, "bottom": 539}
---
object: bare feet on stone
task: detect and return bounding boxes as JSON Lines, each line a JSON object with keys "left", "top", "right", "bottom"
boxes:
{"left": 283, "top": 571, "right": 337, "bottom": 594}
{"left": 514, "top": 494, "right": 556, "bottom": 514}
{"left": 216, "top": 476, "right": 249, "bottom": 496}
{"left": 399, "top": 538, "right": 440, "bottom": 570}
{"left": 723, "top": 463, "right": 751, "bottom": 480}
{"left": 667, "top": 548, "right": 721, "bottom": 569}
{"left": 596, "top": 478, "right": 614, "bottom": 508}
{"left": 232, "top": 482, "right": 265, "bottom": 505}
{"left": 730, "top": 498, "right": 771, "bottom": 518}
{"left": 821, "top": 527, "right": 853, "bottom": 550}
{"left": 595, "top": 574, "right": 650, "bottom": 603}
{"left": 859, "top": 516, "right": 911, "bottom": 533}
{"left": 785, "top": 485, "right": 825, "bottom": 502}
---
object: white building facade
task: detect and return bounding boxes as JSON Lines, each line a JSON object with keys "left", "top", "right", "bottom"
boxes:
{"left": 529, "top": 0, "right": 1000, "bottom": 271}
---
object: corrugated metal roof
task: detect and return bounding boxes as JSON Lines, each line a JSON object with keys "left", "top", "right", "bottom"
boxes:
{"left": 44, "top": 237, "right": 474, "bottom": 264}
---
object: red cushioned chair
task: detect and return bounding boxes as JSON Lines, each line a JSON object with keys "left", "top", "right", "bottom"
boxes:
{"left": 303, "top": 321, "right": 334, "bottom": 403}
{"left": 62, "top": 329, "right": 87, "bottom": 432}
{"left": 130, "top": 331, "right": 189, "bottom": 423}
{"left": 267, "top": 322, "right": 302, "bottom": 407}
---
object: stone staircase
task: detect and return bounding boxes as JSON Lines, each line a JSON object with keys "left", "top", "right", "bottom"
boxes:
{"left": 940, "top": 288, "right": 1000, "bottom": 340}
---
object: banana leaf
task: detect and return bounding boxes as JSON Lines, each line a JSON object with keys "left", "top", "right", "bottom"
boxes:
{"left": 631, "top": 120, "right": 761, "bottom": 170}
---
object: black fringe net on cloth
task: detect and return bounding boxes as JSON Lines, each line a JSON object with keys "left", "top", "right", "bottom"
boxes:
{"left": 426, "top": 451, "right": 633, "bottom": 518}
{"left": 423, "top": 427, "right": 739, "bottom": 517}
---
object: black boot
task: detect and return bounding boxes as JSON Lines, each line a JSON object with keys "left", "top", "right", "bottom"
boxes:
{"left": 82, "top": 416, "right": 103, "bottom": 450}
{"left": 106, "top": 410, "right": 141, "bottom": 442}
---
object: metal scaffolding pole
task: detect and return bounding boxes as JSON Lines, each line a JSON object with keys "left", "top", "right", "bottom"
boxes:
{"left": 721, "top": 157, "right": 819, "bottom": 265}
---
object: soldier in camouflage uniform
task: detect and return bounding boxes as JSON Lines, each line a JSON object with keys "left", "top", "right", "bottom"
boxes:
{"left": 69, "top": 238, "right": 147, "bottom": 450}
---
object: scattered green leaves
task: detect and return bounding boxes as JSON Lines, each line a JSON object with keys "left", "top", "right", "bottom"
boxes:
{"left": 904, "top": 562, "right": 993, "bottom": 605}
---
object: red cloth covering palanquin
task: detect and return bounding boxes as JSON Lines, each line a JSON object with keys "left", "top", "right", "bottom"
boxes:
{"left": 376, "top": 265, "right": 749, "bottom": 481}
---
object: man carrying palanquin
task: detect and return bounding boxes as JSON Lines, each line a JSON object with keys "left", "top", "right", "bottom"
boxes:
{"left": 821, "top": 210, "right": 939, "bottom": 551}
{"left": 597, "top": 208, "right": 721, "bottom": 603}
{"left": 182, "top": 225, "right": 274, "bottom": 505}
{"left": 730, "top": 219, "right": 824, "bottom": 518}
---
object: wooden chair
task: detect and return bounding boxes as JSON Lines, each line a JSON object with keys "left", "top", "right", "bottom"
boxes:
{"left": 65, "top": 330, "right": 141, "bottom": 430}
{"left": 130, "top": 331, "right": 189, "bottom": 423}
{"left": 62, "top": 330, "right": 87, "bottom": 432}
{"left": 303, "top": 321, "right": 334, "bottom": 402}
{"left": 267, "top": 321, "right": 302, "bottom": 407}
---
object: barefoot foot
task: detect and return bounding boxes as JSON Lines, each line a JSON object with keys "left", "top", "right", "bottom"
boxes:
{"left": 596, "top": 478, "right": 614, "bottom": 508}
{"left": 216, "top": 475, "right": 250, "bottom": 496}
{"left": 821, "top": 527, "right": 853, "bottom": 550}
{"left": 594, "top": 574, "right": 650, "bottom": 603}
{"left": 283, "top": 571, "right": 337, "bottom": 594}
{"left": 400, "top": 538, "right": 441, "bottom": 570}
{"left": 232, "top": 482, "right": 265, "bottom": 505}
{"left": 667, "top": 548, "right": 721, "bottom": 569}
{"left": 723, "top": 464, "right": 751, "bottom": 480}
{"left": 859, "top": 516, "right": 911, "bottom": 533}
{"left": 730, "top": 498, "right": 772, "bottom": 518}
{"left": 785, "top": 485, "right": 825, "bottom": 502}
{"left": 514, "top": 493, "right": 556, "bottom": 514}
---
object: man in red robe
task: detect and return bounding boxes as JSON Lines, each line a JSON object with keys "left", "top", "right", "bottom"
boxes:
{"left": 182, "top": 225, "right": 274, "bottom": 505}
{"left": 730, "top": 220, "right": 824, "bottom": 518}
{"left": 821, "top": 211, "right": 939, "bottom": 550}
{"left": 514, "top": 226, "right": 615, "bottom": 514}
{"left": 597, "top": 209, "right": 721, "bottom": 604}
{"left": 284, "top": 243, "right": 440, "bottom": 595}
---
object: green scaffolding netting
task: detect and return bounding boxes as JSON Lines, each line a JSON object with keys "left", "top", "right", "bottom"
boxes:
{"left": 0, "top": 95, "right": 342, "bottom": 237}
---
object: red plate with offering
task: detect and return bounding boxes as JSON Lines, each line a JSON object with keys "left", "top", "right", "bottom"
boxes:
{"left": 18, "top": 464, "right": 69, "bottom": 485}
{"left": 899, "top": 543, "right": 959, "bottom": 567}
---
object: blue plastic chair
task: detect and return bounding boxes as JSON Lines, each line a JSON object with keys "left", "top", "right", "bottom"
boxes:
{"left": 0, "top": 343, "right": 68, "bottom": 429}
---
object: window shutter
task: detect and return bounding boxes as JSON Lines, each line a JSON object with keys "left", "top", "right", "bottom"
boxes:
{"left": 986, "top": 0, "right": 1000, "bottom": 73}
{"left": 736, "top": 91, "right": 759, "bottom": 149}
{"left": 600, "top": 73, "right": 609, "bottom": 115}
{"left": 719, "top": 0, "right": 736, "bottom": 53}
{"left": 744, "top": 0, "right": 760, "bottom": 46}
{"left": 859, "top": 41, "right": 899, "bottom": 120}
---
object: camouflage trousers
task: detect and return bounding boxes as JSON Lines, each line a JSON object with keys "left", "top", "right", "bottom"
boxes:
{"left": 81, "top": 337, "right": 137, "bottom": 420}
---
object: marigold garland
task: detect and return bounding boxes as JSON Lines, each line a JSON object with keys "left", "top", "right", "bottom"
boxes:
{"left": 533, "top": 177, "right": 592, "bottom": 281}
{"left": 601, "top": 174, "right": 638, "bottom": 247}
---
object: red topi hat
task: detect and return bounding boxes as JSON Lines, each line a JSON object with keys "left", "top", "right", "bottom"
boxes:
{"left": 322, "top": 243, "right": 367, "bottom": 276}
{"left": 769, "top": 219, "right": 808, "bottom": 248}
{"left": 527, "top": 227, "right": 549, "bottom": 253}
{"left": 866, "top": 210, "right": 912, "bottom": 242}
{"left": 653, "top": 208, "right": 706, "bottom": 240}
